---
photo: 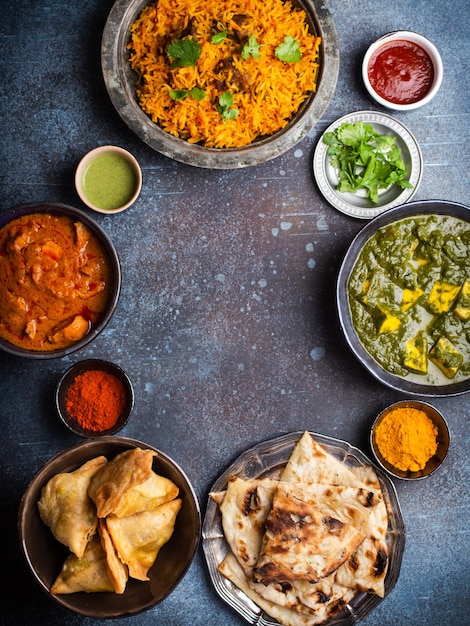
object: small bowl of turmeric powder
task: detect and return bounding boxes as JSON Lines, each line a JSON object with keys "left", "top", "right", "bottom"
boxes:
{"left": 56, "top": 359, "right": 134, "bottom": 437}
{"left": 370, "top": 400, "right": 450, "bottom": 480}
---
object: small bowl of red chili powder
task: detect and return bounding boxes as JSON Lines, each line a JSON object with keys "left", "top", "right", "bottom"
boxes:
{"left": 362, "top": 31, "right": 443, "bottom": 111}
{"left": 56, "top": 359, "right": 134, "bottom": 437}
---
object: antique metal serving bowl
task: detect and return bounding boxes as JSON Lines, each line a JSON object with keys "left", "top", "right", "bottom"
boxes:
{"left": 101, "top": 0, "right": 339, "bottom": 168}
{"left": 0, "top": 202, "right": 121, "bottom": 359}
{"left": 18, "top": 437, "right": 201, "bottom": 618}
{"left": 370, "top": 400, "right": 450, "bottom": 480}
{"left": 337, "top": 200, "right": 470, "bottom": 396}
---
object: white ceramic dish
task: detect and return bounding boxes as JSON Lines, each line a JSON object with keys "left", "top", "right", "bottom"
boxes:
{"left": 362, "top": 31, "right": 443, "bottom": 111}
{"left": 313, "top": 110, "right": 422, "bottom": 219}
{"left": 203, "top": 431, "right": 405, "bottom": 625}
{"left": 75, "top": 145, "right": 142, "bottom": 214}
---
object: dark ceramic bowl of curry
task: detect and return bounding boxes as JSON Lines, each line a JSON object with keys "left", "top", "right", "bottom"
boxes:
{"left": 18, "top": 436, "right": 201, "bottom": 618}
{"left": 0, "top": 202, "right": 121, "bottom": 359}
{"left": 56, "top": 359, "right": 134, "bottom": 437}
{"left": 337, "top": 199, "right": 470, "bottom": 396}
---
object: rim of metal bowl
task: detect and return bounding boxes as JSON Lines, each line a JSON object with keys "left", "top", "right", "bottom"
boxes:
{"left": 336, "top": 199, "right": 470, "bottom": 397}
{"left": 101, "top": 0, "right": 339, "bottom": 169}
{"left": 18, "top": 436, "right": 201, "bottom": 618}
{"left": 370, "top": 400, "right": 451, "bottom": 480}
{"left": 0, "top": 202, "right": 121, "bottom": 360}
{"left": 55, "top": 359, "right": 135, "bottom": 437}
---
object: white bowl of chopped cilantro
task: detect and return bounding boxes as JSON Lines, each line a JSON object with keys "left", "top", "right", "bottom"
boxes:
{"left": 313, "top": 110, "right": 423, "bottom": 219}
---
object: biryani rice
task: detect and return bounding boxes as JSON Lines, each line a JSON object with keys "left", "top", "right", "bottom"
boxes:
{"left": 128, "top": 0, "right": 321, "bottom": 148}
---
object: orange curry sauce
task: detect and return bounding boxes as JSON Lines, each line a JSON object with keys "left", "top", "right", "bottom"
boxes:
{"left": 0, "top": 213, "right": 112, "bottom": 351}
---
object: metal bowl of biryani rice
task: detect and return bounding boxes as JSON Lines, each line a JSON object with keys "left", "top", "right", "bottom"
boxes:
{"left": 101, "top": 0, "right": 339, "bottom": 169}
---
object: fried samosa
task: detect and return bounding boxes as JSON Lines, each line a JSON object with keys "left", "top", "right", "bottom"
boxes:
{"left": 51, "top": 535, "right": 116, "bottom": 594}
{"left": 98, "top": 519, "right": 128, "bottom": 594}
{"left": 38, "top": 456, "right": 108, "bottom": 557}
{"left": 110, "top": 471, "right": 179, "bottom": 518}
{"left": 88, "top": 447, "right": 157, "bottom": 518}
{"left": 105, "top": 498, "right": 182, "bottom": 581}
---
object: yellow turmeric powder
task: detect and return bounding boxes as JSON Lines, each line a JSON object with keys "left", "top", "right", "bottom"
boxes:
{"left": 375, "top": 406, "right": 438, "bottom": 472}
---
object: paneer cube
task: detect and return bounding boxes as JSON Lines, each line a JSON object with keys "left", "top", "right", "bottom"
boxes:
{"left": 401, "top": 287, "right": 424, "bottom": 312}
{"left": 429, "top": 337, "right": 463, "bottom": 379}
{"left": 427, "top": 281, "right": 461, "bottom": 314}
{"left": 403, "top": 332, "right": 428, "bottom": 374}
{"left": 453, "top": 279, "right": 470, "bottom": 321}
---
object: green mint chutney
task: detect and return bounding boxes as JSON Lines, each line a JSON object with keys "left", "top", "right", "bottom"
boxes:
{"left": 83, "top": 153, "right": 138, "bottom": 210}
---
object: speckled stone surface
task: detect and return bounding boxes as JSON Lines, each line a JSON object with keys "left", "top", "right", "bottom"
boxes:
{"left": 1, "top": 1, "right": 469, "bottom": 625}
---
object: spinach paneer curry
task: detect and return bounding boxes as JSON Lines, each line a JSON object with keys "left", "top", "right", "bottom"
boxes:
{"left": 348, "top": 214, "right": 470, "bottom": 385}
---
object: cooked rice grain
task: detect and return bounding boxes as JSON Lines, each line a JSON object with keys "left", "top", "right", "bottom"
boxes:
{"left": 128, "top": 0, "right": 321, "bottom": 148}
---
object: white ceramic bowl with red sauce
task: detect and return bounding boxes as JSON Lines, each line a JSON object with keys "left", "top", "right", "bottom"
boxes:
{"left": 362, "top": 31, "right": 443, "bottom": 111}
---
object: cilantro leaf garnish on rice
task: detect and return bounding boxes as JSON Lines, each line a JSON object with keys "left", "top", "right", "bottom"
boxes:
{"left": 167, "top": 38, "right": 202, "bottom": 68}
{"left": 241, "top": 34, "right": 261, "bottom": 59}
{"left": 275, "top": 36, "right": 302, "bottom": 62}
{"left": 211, "top": 24, "right": 227, "bottom": 45}
{"left": 169, "top": 87, "right": 206, "bottom": 101}
{"left": 217, "top": 92, "right": 239, "bottom": 121}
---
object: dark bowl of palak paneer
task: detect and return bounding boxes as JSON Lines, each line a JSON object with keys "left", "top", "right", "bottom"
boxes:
{"left": 337, "top": 199, "right": 470, "bottom": 396}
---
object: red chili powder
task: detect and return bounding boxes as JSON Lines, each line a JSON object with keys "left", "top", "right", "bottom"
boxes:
{"left": 65, "top": 369, "right": 127, "bottom": 431}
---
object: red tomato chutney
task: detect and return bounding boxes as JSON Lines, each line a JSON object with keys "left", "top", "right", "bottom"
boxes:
{"left": 367, "top": 40, "right": 434, "bottom": 105}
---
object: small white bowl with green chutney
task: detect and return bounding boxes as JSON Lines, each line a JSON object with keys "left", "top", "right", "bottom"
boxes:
{"left": 75, "top": 145, "right": 142, "bottom": 213}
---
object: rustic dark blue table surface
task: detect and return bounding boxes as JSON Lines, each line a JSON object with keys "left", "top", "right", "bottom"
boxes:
{"left": 1, "top": 1, "right": 469, "bottom": 625}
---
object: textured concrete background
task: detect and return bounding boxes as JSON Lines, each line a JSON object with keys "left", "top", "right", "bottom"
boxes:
{"left": 1, "top": 1, "right": 469, "bottom": 625}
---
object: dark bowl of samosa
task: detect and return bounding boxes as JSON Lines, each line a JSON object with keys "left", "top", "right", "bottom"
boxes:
{"left": 18, "top": 437, "right": 201, "bottom": 618}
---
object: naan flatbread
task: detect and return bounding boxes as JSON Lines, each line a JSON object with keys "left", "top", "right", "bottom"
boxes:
{"left": 88, "top": 448, "right": 157, "bottom": 518}
{"left": 253, "top": 486, "right": 366, "bottom": 585}
{"left": 218, "top": 476, "right": 278, "bottom": 570}
{"left": 220, "top": 552, "right": 355, "bottom": 626}
{"left": 214, "top": 432, "right": 392, "bottom": 623}
{"left": 280, "top": 432, "right": 367, "bottom": 489}
{"left": 335, "top": 536, "right": 389, "bottom": 598}
{"left": 212, "top": 478, "right": 360, "bottom": 620}
{"left": 105, "top": 498, "right": 182, "bottom": 581}
{"left": 277, "top": 483, "right": 382, "bottom": 537}
{"left": 219, "top": 552, "right": 314, "bottom": 626}
{"left": 38, "top": 456, "right": 108, "bottom": 557}
{"left": 350, "top": 465, "right": 389, "bottom": 540}
{"left": 51, "top": 535, "right": 115, "bottom": 594}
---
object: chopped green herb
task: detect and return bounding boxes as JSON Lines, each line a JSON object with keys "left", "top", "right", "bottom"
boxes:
{"left": 275, "top": 36, "right": 301, "bottom": 63}
{"left": 322, "top": 121, "right": 413, "bottom": 203}
{"left": 217, "top": 91, "right": 239, "bottom": 121}
{"left": 241, "top": 34, "right": 261, "bottom": 60}
{"left": 211, "top": 25, "right": 227, "bottom": 45}
{"left": 169, "top": 87, "right": 206, "bottom": 101}
{"left": 167, "top": 37, "right": 201, "bottom": 69}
